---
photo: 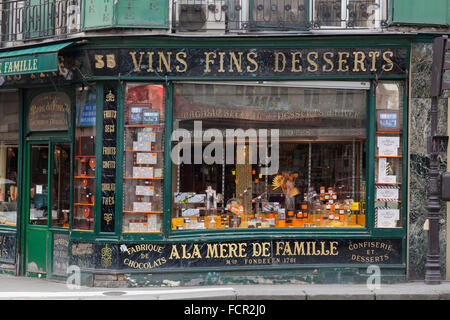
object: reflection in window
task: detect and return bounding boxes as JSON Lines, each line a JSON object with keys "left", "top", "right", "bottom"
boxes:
{"left": 29, "top": 145, "right": 49, "bottom": 226}
{"left": 375, "top": 81, "right": 404, "bottom": 228}
{"left": 251, "top": 0, "right": 307, "bottom": 29}
{"left": 0, "top": 91, "right": 19, "bottom": 226}
{"left": 51, "top": 143, "right": 71, "bottom": 228}
{"left": 122, "top": 83, "right": 166, "bottom": 233}
{"left": 313, "top": 0, "right": 384, "bottom": 28}
{"left": 172, "top": 82, "right": 367, "bottom": 230}
{"left": 72, "top": 85, "right": 97, "bottom": 231}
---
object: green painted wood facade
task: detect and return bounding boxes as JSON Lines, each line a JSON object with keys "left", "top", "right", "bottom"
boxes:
{"left": 391, "top": 0, "right": 450, "bottom": 26}
{"left": 83, "top": 0, "right": 169, "bottom": 30}
{"left": 0, "top": 35, "right": 414, "bottom": 284}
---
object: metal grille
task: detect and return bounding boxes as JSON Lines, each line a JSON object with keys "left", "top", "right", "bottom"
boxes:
{"left": 311, "top": 0, "right": 389, "bottom": 29}
{"left": 172, "top": 0, "right": 308, "bottom": 32}
{"left": 0, "top": 0, "right": 80, "bottom": 42}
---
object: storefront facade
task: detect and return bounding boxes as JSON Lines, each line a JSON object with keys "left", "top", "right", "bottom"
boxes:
{"left": 0, "top": 35, "right": 414, "bottom": 285}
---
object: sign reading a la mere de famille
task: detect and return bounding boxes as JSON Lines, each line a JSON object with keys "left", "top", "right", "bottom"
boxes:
{"left": 71, "top": 238, "right": 403, "bottom": 270}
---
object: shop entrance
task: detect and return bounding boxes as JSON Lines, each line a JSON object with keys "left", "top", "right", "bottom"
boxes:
{"left": 23, "top": 140, "right": 71, "bottom": 276}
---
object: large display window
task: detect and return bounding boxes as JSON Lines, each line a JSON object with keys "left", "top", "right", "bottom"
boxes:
{"left": 0, "top": 90, "right": 19, "bottom": 227}
{"left": 171, "top": 82, "right": 367, "bottom": 230}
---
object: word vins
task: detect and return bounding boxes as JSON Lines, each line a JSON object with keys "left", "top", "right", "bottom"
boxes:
{"left": 168, "top": 241, "right": 339, "bottom": 260}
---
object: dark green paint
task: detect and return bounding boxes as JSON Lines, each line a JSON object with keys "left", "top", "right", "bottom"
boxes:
{"left": 83, "top": 0, "right": 168, "bottom": 30}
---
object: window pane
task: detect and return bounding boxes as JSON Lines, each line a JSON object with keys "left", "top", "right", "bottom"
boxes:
{"left": 122, "top": 83, "right": 165, "bottom": 233}
{"left": 29, "top": 145, "right": 49, "bottom": 226}
{"left": 72, "top": 85, "right": 97, "bottom": 231}
{"left": 314, "top": 0, "right": 342, "bottom": 27}
{"left": 51, "top": 143, "right": 71, "bottom": 228}
{"left": 252, "top": 0, "right": 307, "bottom": 29}
{"left": 172, "top": 82, "right": 367, "bottom": 230}
{"left": 347, "top": 0, "right": 379, "bottom": 28}
{"left": 375, "top": 81, "right": 404, "bottom": 228}
{"left": 313, "top": 0, "right": 381, "bottom": 28}
{"left": 0, "top": 91, "right": 19, "bottom": 227}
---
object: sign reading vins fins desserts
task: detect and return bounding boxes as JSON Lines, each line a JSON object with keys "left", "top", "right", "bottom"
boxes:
{"left": 91, "top": 47, "right": 408, "bottom": 78}
{"left": 101, "top": 85, "right": 117, "bottom": 232}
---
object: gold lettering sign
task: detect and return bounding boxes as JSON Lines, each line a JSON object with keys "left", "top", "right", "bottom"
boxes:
{"left": 101, "top": 183, "right": 116, "bottom": 192}
{"left": 28, "top": 92, "right": 71, "bottom": 131}
{"left": 348, "top": 240, "right": 393, "bottom": 263}
{"left": 105, "top": 90, "right": 115, "bottom": 102}
{"left": 103, "top": 110, "right": 117, "bottom": 119}
{"left": 0, "top": 58, "right": 38, "bottom": 75}
{"left": 94, "top": 54, "right": 116, "bottom": 69}
{"left": 102, "top": 147, "right": 116, "bottom": 155}
{"left": 102, "top": 196, "right": 115, "bottom": 205}
{"left": 119, "top": 239, "right": 400, "bottom": 270}
{"left": 121, "top": 48, "right": 404, "bottom": 76}
{"left": 102, "top": 161, "right": 116, "bottom": 169}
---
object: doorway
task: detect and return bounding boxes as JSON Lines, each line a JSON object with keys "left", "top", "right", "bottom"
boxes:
{"left": 23, "top": 141, "right": 71, "bottom": 276}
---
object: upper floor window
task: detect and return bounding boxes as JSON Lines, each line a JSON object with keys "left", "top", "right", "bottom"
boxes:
{"left": 173, "top": 0, "right": 308, "bottom": 32}
{"left": 0, "top": 0, "right": 81, "bottom": 42}
{"left": 172, "top": 0, "right": 388, "bottom": 32}
{"left": 311, "top": 0, "right": 387, "bottom": 29}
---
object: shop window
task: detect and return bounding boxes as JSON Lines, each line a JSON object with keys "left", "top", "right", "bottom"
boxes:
{"left": 0, "top": 90, "right": 19, "bottom": 227}
{"left": 72, "top": 85, "right": 97, "bottom": 231}
{"left": 51, "top": 143, "right": 71, "bottom": 228}
{"left": 122, "top": 83, "right": 165, "bottom": 233}
{"left": 311, "top": 0, "right": 387, "bottom": 28}
{"left": 375, "top": 81, "right": 404, "bottom": 228}
{"left": 172, "top": 82, "right": 367, "bottom": 230}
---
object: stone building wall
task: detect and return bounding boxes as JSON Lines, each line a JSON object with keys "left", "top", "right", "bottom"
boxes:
{"left": 408, "top": 41, "right": 449, "bottom": 280}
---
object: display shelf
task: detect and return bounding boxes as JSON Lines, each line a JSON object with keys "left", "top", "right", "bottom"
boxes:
{"left": 376, "top": 131, "right": 403, "bottom": 134}
{"left": 123, "top": 177, "right": 163, "bottom": 180}
{"left": 375, "top": 122, "right": 403, "bottom": 229}
{"left": 73, "top": 147, "right": 96, "bottom": 231}
{"left": 124, "top": 124, "right": 164, "bottom": 128}
{"left": 122, "top": 84, "right": 166, "bottom": 234}
{"left": 123, "top": 231, "right": 161, "bottom": 234}
{"left": 123, "top": 210, "right": 163, "bottom": 214}
{"left": 124, "top": 150, "right": 164, "bottom": 153}
{"left": 375, "top": 182, "right": 401, "bottom": 185}
{"left": 375, "top": 155, "right": 403, "bottom": 158}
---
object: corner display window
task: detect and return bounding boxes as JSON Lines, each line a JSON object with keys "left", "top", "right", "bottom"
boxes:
{"left": 122, "top": 83, "right": 165, "bottom": 233}
{"left": 0, "top": 91, "right": 19, "bottom": 227}
{"left": 172, "top": 82, "right": 367, "bottom": 230}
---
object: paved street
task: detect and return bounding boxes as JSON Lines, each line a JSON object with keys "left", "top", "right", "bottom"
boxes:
{"left": 1, "top": 273, "right": 450, "bottom": 300}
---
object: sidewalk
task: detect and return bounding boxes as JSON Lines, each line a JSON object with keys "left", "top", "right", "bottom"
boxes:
{"left": 1, "top": 273, "right": 450, "bottom": 300}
